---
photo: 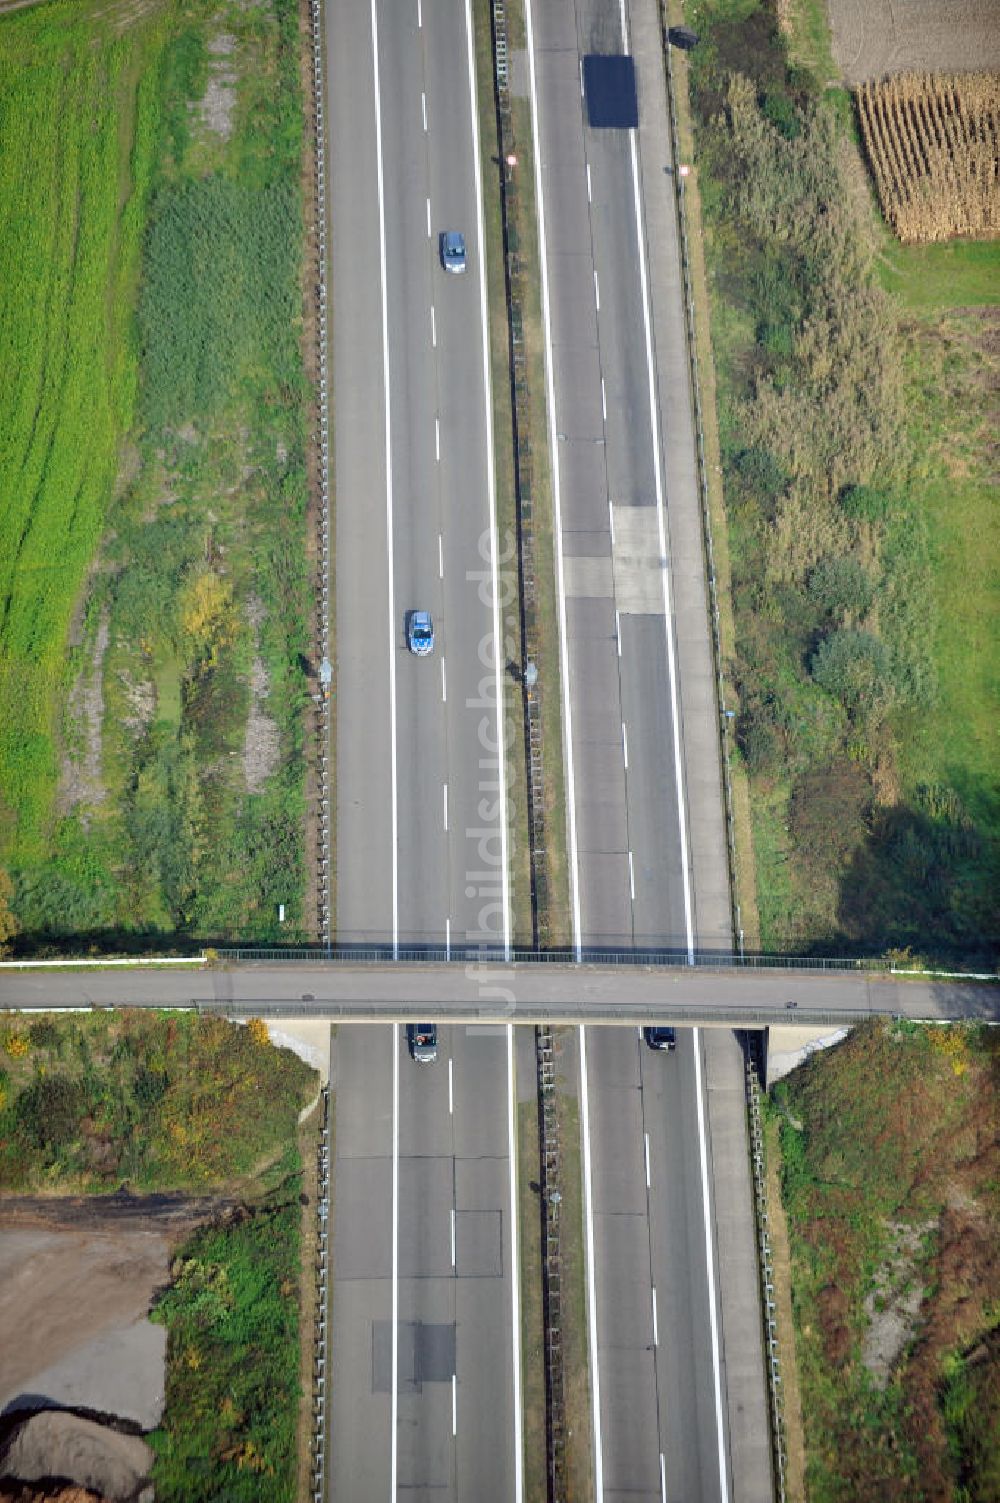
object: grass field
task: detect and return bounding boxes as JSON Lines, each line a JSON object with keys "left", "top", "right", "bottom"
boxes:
{"left": 878, "top": 238, "right": 1000, "bottom": 311}
{"left": 771, "top": 1020, "right": 999, "bottom": 1500}
{"left": 0, "top": 5, "right": 167, "bottom": 858}
{"left": 1, "top": 0, "right": 311, "bottom": 950}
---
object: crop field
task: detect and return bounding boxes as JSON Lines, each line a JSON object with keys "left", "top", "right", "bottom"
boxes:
{"left": 0, "top": 5, "right": 167, "bottom": 857}
{"left": 857, "top": 72, "right": 1000, "bottom": 243}
{"left": 1, "top": 0, "right": 311, "bottom": 950}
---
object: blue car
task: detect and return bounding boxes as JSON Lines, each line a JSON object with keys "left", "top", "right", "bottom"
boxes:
{"left": 407, "top": 610, "right": 435, "bottom": 656}
{"left": 440, "top": 230, "right": 467, "bottom": 274}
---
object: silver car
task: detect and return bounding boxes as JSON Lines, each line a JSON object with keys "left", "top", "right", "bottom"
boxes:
{"left": 440, "top": 230, "right": 467, "bottom": 274}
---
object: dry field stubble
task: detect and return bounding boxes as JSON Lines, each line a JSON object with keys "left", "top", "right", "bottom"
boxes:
{"left": 857, "top": 71, "right": 1000, "bottom": 242}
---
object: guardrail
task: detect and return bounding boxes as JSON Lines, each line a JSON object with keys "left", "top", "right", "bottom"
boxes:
{"left": 209, "top": 943, "right": 925, "bottom": 972}
{"left": 746, "top": 1050, "right": 787, "bottom": 1503}
{"left": 309, "top": 1086, "right": 331, "bottom": 1503}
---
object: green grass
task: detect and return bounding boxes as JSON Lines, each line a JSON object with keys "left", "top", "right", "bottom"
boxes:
{"left": 517, "top": 1097, "right": 548, "bottom": 1503}
{"left": 0, "top": 1009, "right": 317, "bottom": 1190}
{"left": 148, "top": 1144, "right": 305, "bottom": 1500}
{"left": 3, "top": 0, "right": 312, "bottom": 951}
{"left": 0, "top": 5, "right": 169, "bottom": 858}
{"left": 878, "top": 239, "right": 1000, "bottom": 312}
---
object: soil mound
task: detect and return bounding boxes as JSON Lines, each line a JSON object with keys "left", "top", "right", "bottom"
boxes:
{"left": 0, "top": 1412, "right": 151, "bottom": 1503}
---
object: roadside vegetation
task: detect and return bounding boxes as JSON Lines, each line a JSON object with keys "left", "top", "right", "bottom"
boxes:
{"left": 0, "top": 0, "right": 311, "bottom": 952}
{"left": 0, "top": 1008, "right": 317, "bottom": 1497}
{"left": 681, "top": 0, "right": 998, "bottom": 965}
{"left": 769, "top": 1019, "right": 999, "bottom": 1501}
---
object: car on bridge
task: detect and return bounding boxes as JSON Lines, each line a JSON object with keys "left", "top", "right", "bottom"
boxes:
{"left": 644, "top": 1026, "right": 676, "bottom": 1051}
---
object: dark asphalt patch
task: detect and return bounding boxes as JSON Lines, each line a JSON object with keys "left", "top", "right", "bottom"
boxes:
{"left": 583, "top": 54, "right": 638, "bottom": 129}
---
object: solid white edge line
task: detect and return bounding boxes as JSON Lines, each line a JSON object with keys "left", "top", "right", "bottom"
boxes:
{"left": 694, "top": 1027, "right": 730, "bottom": 1501}
{"left": 625, "top": 81, "right": 694, "bottom": 967}
{"left": 644, "top": 1131, "right": 650, "bottom": 1189}
{"left": 370, "top": 0, "right": 399, "bottom": 963}
{"left": 448, "top": 1056, "right": 454, "bottom": 1114}
{"left": 506, "top": 1024, "right": 523, "bottom": 1501}
{"left": 652, "top": 1285, "right": 658, "bottom": 1346}
{"left": 463, "top": 0, "right": 511, "bottom": 960}
{"left": 524, "top": 0, "right": 582, "bottom": 957}
{"left": 578, "top": 1027, "right": 605, "bottom": 1500}
{"left": 392, "top": 1022, "right": 399, "bottom": 1501}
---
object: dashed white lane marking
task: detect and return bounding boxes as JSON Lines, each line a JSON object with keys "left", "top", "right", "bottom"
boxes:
{"left": 445, "top": 916, "right": 451, "bottom": 961}
{"left": 622, "top": 722, "right": 628, "bottom": 770}
{"left": 644, "top": 1131, "right": 651, "bottom": 1188}
{"left": 579, "top": 57, "right": 584, "bottom": 97}
{"left": 608, "top": 497, "right": 615, "bottom": 545}
{"left": 448, "top": 1056, "right": 454, "bottom": 1114}
{"left": 594, "top": 268, "right": 600, "bottom": 310}
{"left": 652, "top": 1285, "right": 659, "bottom": 1347}
{"left": 452, "top": 1373, "right": 457, "bottom": 1436}
{"left": 451, "top": 1207, "right": 456, "bottom": 1267}
{"left": 431, "top": 304, "right": 437, "bottom": 347}
{"left": 443, "top": 783, "right": 448, "bottom": 831}
{"left": 421, "top": 91, "right": 427, "bottom": 131}
{"left": 628, "top": 849, "right": 635, "bottom": 901}
{"left": 435, "top": 416, "right": 440, "bottom": 461}
{"left": 660, "top": 1453, "right": 667, "bottom": 1503}
{"left": 601, "top": 376, "right": 607, "bottom": 423}
{"left": 438, "top": 532, "right": 444, "bottom": 577}
{"left": 426, "top": 196, "right": 432, "bottom": 237}
{"left": 616, "top": 609, "right": 622, "bottom": 657}
{"left": 587, "top": 161, "right": 592, "bottom": 202}
{"left": 417, "top": 0, "right": 421, "bottom": 25}
{"left": 440, "top": 657, "right": 447, "bottom": 702}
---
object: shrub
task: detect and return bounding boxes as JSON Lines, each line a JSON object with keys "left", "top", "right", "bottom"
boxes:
{"left": 807, "top": 557, "right": 874, "bottom": 621}
{"left": 16, "top": 1073, "right": 86, "bottom": 1149}
{"left": 811, "top": 629, "right": 892, "bottom": 721}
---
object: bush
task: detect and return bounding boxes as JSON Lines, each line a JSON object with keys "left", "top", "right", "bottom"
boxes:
{"left": 811, "top": 629, "right": 892, "bottom": 721}
{"left": 16, "top": 1073, "right": 86, "bottom": 1149}
{"left": 807, "top": 557, "right": 874, "bottom": 620}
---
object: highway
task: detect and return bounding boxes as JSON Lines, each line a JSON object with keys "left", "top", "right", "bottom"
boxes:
{"left": 330, "top": 1023, "right": 519, "bottom": 1502}
{"left": 325, "top": 0, "right": 516, "bottom": 1495}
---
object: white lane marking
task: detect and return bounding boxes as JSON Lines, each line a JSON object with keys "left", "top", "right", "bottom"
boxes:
{"left": 652, "top": 1285, "right": 659, "bottom": 1346}
{"left": 608, "top": 497, "right": 615, "bottom": 545}
{"left": 438, "top": 532, "right": 444, "bottom": 577}
{"left": 616, "top": 609, "right": 622, "bottom": 658}
{"left": 451, "top": 1207, "right": 456, "bottom": 1267}
{"left": 694, "top": 1028, "right": 730, "bottom": 1502}
{"left": 417, "top": 0, "right": 421, "bottom": 25}
{"left": 644, "top": 1131, "right": 651, "bottom": 1188}
{"left": 586, "top": 161, "right": 592, "bottom": 203}
{"left": 464, "top": 0, "right": 511, "bottom": 959}
{"left": 452, "top": 1373, "right": 457, "bottom": 1436}
{"left": 426, "top": 196, "right": 432, "bottom": 237}
{"left": 441, "top": 657, "right": 447, "bottom": 702}
{"left": 391, "top": 1022, "right": 400, "bottom": 1499}
{"left": 435, "top": 416, "right": 440, "bottom": 462}
{"left": 506, "top": 1023, "right": 523, "bottom": 1500}
{"left": 448, "top": 1056, "right": 454, "bottom": 1114}
{"left": 601, "top": 376, "right": 607, "bottom": 423}
{"left": 660, "top": 1453, "right": 667, "bottom": 1503}
{"left": 446, "top": 916, "right": 451, "bottom": 961}
{"left": 594, "top": 268, "right": 600, "bottom": 311}
{"left": 431, "top": 304, "right": 437, "bottom": 347}
{"left": 578, "top": 1026, "right": 605, "bottom": 1499}
{"left": 421, "top": 91, "right": 427, "bottom": 131}
{"left": 579, "top": 57, "right": 584, "bottom": 97}
{"left": 443, "top": 783, "right": 448, "bottom": 831}
{"left": 622, "top": 722, "right": 628, "bottom": 770}
{"left": 628, "top": 849, "right": 635, "bottom": 901}
{"left": 370, "top": 0, "right": 399, "bottom": 961}
{"left": 525, "top": 0, "right": 582, "bottom": 957}
{"left": 626, "top": 81, "right": 694, "bottom": 964}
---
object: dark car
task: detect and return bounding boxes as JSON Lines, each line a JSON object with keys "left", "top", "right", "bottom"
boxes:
{"left": 440, "top": 230, "right": 467, "bottom": 274}
{"left": 408, "top": 1023, "right": 438, "bottom": 1063}
{"left": 406, "top": 610, "right": 434, "bottom": 656}
{"left": 643, "top": 1026, "right": 676, "bottom": 1051}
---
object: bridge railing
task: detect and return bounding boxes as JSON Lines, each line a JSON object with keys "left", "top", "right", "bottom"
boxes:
{"left": 210, "top": 944, "right": 893, "bottom": 971}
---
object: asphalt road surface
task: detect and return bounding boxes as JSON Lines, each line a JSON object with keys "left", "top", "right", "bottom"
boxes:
{"left": 330, "top": 1023, "right": 519, "bottom": 1503}
{"left": 331, "top": 0, "right": 510, "bottom": 954}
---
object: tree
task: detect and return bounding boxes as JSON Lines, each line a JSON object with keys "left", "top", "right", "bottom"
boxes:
{"left": 0, "top": 869, "right": 18, "bottom": 958}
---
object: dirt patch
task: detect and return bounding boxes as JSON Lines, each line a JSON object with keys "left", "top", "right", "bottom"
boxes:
{"left": 827, "top": 0, "right": 1000, "bottom": 84}
{"left": 116, "top": 670, "right": 155, "bottom": 738}
{"left": 198, "top": 34, "right": 237, "bottom": 141}
{"left": 243, "top": 596, "right": 281, "bottom": 793}
{"left": 0, "top": 1193, "right": 231, "bottom": 1431}
{"left": 58, "top": 612, "right": 110, "bottom": 816}
{"left": 862, "top": 1218, "right": 934, "bottom": 1386}
{"left": 0, "top": 1413, "right": 151, "bottom": 1503}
